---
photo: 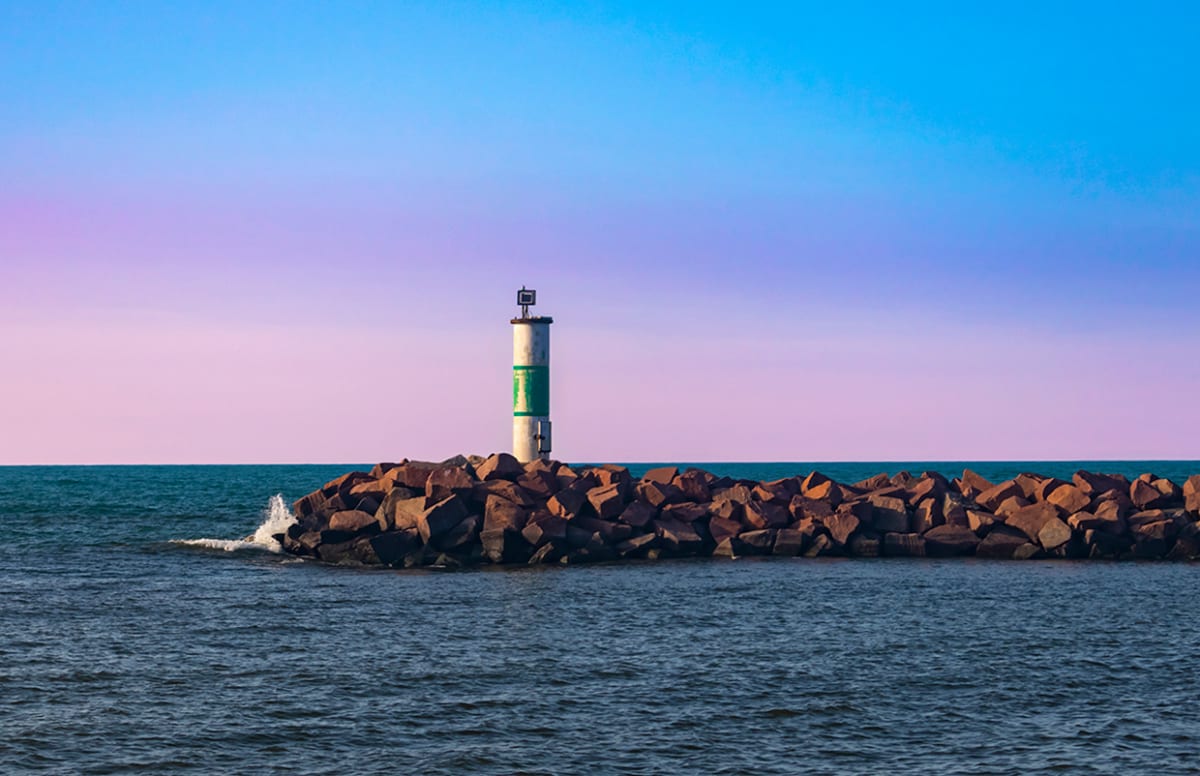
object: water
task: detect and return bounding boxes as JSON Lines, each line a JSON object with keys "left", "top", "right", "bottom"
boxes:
{"left": 2, "top": 462, "right": 1199, "bottom": 774}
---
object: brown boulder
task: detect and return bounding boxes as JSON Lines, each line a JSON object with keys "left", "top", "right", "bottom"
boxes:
{"left": 1036, "top": 516, "right": 1073, "bottom": 551}
{"left": 708, "top": 516, "right": 742, "bottom": 544}
{"left": 773, "top": 528, "right": 806, "bottom": 556}
{"left": 1046, "top": 484, "right": 1090, "bottom": 515}
{"left": 480, "top": 528, "right": 530, "bottom": 564}
{"left": 475, "top": 452, "right": 525, "bottom": 481}
{"left": 975, "top": 526, "right": 1030, "bottom": 559}
{"left": 328, "top": 509, "right": 380, "bottom": 535}
{"left": 804, "top": 479, "right": 843, "bottom": 507}
{"left": 789, "top": 495, "right": 834, "bottom": 521}
{"left": 961, "top": 469, "right": 995, "bottom": 494}
{"left": 292, "top": 490, "right": 328, "bottom": 519}
{"left": 848, "top": 533, "right": 881, "bottom": 557}
{"left": 474, "top": 479, "right": 534, "bottom": 507}
{"left": 825, "top": 512, "right": 861, "bottom": 547}
{"left": 642, "top": 466, "right": 679, "bottom": 485}
{"left": 737, "top": 529, "right": 776, "bottom": 554}
{"left": 967, "top": 510, "right": 995, "bottom": 535}
{"left": 1072, "top": 470, "right": 1128, "bottom": 497}
{"left": 377, "top": 493, "right": 428, "bottom": 531}
{"left": 517, "top": 469, "right": 560, "bottom": 500}
{"left": 675, "top": 470, "right": 713, "bottom": 502}
{"left": 521, "top": 512, "right": 568, "bottom": 547}
{"left": 619, "top": 501, "right": 656, "bottom": 528}
{"left": 653, "top": 517, "right": 704, "bottom": 554}
{"left": 547, "top": 486, "right": 588, "bottom": 519}
{"left": 975, "top": 480, "right": 1024, "bottom": 511}
{"left": 742, "top": 501, "right": 788, "bottom": 530}
{"left": 369, "top": 530, "right": 419, "bottom": 566}
{"left": 636, "top": 480, "right": 684, "bottom": 509}
{"left": 911, "top": 498, "right": 942, "bottom": 533}
{"left": 941, "top": 495, "right": 969, "bottom": 527}
{"left": 417, "top": 496, "right": 469, "bottom": 544}
{"left": 389, "top": 462, "right": 441, "bottom": 491}
{"left": 924, "top": 525, "right": 980, "bottom": 557}
{"left": 615, "top": 533, "right": 658, "bottom": 557}
{"left": 803, "top": 534, "right": 834, "bottom": 557}
{"left": 425, "top": 466, "right": 477, "bottom": 501}
{"left": 882, "top": 532, "right": 925, "bottom": 557}
{"left": 1130, "top": 478, "right": 1165, "bottom": 510}
{"left": 321, "top": 470, "right": 372, "bottom": 497}
{"left": 483, "top": 496, "right": 528, "bottom": 534}
{"left": 995, "top": 496, "right": 1031, "bottom": 520}
{"left": 586, "top": 483, "right": 626, "bottom": 521}
{"left": 869, "top": 495, "right": 909, "bottom": 533}
{"left": 662, "top": 502, "right": 710, "bottom": 524}
{"left": 1013, "top": 473, "right": 1045, "bottom": 501}
{"left": 1004, "top": 502, "right": 1059, "bottom": 542}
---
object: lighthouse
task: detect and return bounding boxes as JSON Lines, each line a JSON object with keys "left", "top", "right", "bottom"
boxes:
{"left": 511, "top": 287, "right": 552, "bottom": 462}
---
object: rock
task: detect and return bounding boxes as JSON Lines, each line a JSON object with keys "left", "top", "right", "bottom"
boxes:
{"left": 882, "top": 532, "right": 925, "bottom": 557}
{"left": 789, "top": 495, "right": 834, "bottom": 521}
{"left": 975, "top": 526, "right": 1030, "bottom": 559}
{"left": 1183, "top": 474, "right": 1200, "bottom": 499}
{"left": 773, "top": 528, "right": 806, "bottom": 556}
{"left": 825, "top": 512, "right": 861, "bottom": 547}
{"left": 940, "top": 494, "right": 968, "bottom": 527}
{"left": 616, "top": 533, "right": 658, "bottom": 557}
{"left": 653, "top": 517, "right": 704, "bottom": 554}
{"left": 1166, "top": 535, "right": 1199, "bottom": 561}
{"left": 1012, "top": 543, "right": 1042, "bottom": 560}
{"left": 480, "top": 528, "right": 530, "bottom": 564}
{"left": 483, "top": 496, "right": 528, "bottom": 534}
{"left": 854, "top": 472, "right": 892, "bottom": 490}
{"left": 1131, "top": 519, "right": 1178, "bottom": 542}
{"left": 1036, "top": 516, "right": 1073, "bottom": 551}
{"left": 1073, "top": 470, "right": 1128, "bottom": 497}
{"left": 475, "top": 452, "right": 525, "bottom": 481}
{"left": 369, "top": 462, "right": 400, "bottom": 478}
{"left": 848, "top": 532, "right": 881, "bottom": 557}
{"left": 804, "top": 479, "right": 843, "bottom": 507}
{"left": 348, "top": 478, "right": 390, "bottom": 504}
{"left": 1032, "top": 477, "right": 1068, "bottom": 503}
{"left": 869, "top": 496, "right": 909, "bottom": 533}
{"left": 424, "top": 466, "right": 476, "bottom": 501}
{"left": 803, "top": 534, "right": 834, "bottom": 557}
{"left": 528, "top": 543, "right": 565, "bottom": 565}
{"left": 1091, "top": 499, "right": 1128, "bottom": 533}
{"left": 738, "top": 529, "right": 776, "bottom": 554}
{"left": 975, "top": 480, "right": 1024, "bottom": 511}
{"left": 389, "top": 462, "right": 441, "bottom": 491}
{"left": 659, "top": 502, "right": 707, "bottom": 524}
{"left": 586, "top": 483, "right": 626, "bottom": 521}
{"left": 592, "top": 465, "right": 633, "bottom": 496}
{"left": 435, "top": 513, "right": 482, "bottom": 550}
{"left": 377, "top": 493, "right": 428, "bottom": 531}
{"left": 995, "top": 496, "right": 1031, "bottom": 520}
{"left": 924, "top": 525, "right": 979, "bottom": 557}
{"left": 635, "top": 480, "right": 684, "bottom": 509}
{"left": 961, "top": 469, "right": 995, "bottom": 494}
{"left": 292, "top": 490, "right": 329, "bottom": 519}
{"left": 474, "top": 479, "right": 534, "bottom": 507}
{"left": 369, "top": 531, "right": 419, "bottom": 566}
{"left": 572, "top": 515, "right": 632, "bottom": 543}
{"left": 642, "top": 466, "right": 679, "bottom": 485}
{"left": 1004, "top": 502, "right": 1059, "bottom": 543}
{"left": 742, "top": 500, "right": 788, "bottom": 530}
{"left": 417, "top": 496, "right": 469, "bottom": 544}
{"left": 521, "top": 513, "right": 568, "bottom": 546}
{"left": 517, "top": 469, "right": 560, "bottom": 500}
{"left": 675, "top": 470, "right": 713, "bottom": 502}
{"left": 753, "top": 478, "right": 798, "bottom": 504}
{"left": 321, "top": 470, "right": 372, "bottom": 498}
{"left": 1046, "top": 484, "right": 1090, "bottom": 515}
{"left": 967, "top": 510, "right": 995, "bottom": 535}
{"left": 547, "top": 485, "right": 588, "bottom": 519}
{"left": 1130, "top": 478, "right": 1166, "bottom": 510}
{"left": 619, "top": 501, "right": 656, "bottom": 528}
{"left": 911, "top": 498, "right": 942, "bottom": 533}
{"left": 708, "top": 514, "right": 741, "bottom": 544}
{"left": 328, "top": 510, "right": 380, "bottom": 535}
{"left": 713, "top": 538, "right": 738, "bottom": 558}
{"left": 1013, "top": 473, "right": 1045, "bottom": 501}
{"left": 1084, "top": 529, "right": 1131, "bottom": 558}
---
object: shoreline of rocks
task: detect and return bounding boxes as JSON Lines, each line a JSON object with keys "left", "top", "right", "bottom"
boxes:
{"left": 278, "top": 455, "right": 1200, "bottom": 567}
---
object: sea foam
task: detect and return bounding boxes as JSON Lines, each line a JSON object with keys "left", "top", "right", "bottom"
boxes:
{"left": 173, "top": 494, "right": 297, "bottom": 553}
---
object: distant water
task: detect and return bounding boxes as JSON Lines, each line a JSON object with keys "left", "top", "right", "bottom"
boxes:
{"left": 2, "top": 462, "right": 1199, "bottom": 774}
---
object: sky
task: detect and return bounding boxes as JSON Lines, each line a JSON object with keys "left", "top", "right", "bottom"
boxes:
{"left": 1, "top": 1, "right": 1198, "bottom": 464}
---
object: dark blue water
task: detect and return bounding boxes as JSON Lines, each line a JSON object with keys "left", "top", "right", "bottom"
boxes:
{"left": 2, "top": 462, "right": 1199, "bottom": 774}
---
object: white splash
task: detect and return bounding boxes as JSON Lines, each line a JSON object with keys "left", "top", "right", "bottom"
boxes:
{"left": 173, "top": 494, "right": 297, "bottom": 553}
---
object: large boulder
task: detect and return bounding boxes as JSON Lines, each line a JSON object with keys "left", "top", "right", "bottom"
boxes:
{"left": 924, "top": 525, "right": 979, "bottom": 557}
{"left": 1046, "top": 484, "right": 1090, "bottom": 515}
{"left": 586, "top": 483, "right": 626, "bottom": 521}
{"left": 1036, "top": 516, "right": 1073, "bottom": 551}
{"left": 328, "top": 509, "right": 380, "bottom": 535}
{"left": 376, "top": 492, "right": 428, "bottom": 531}
{"left": 675, "top": 470, "right": 713, "bottom": 502}
{"left": 483, "top": 496, "right": 528, "bottom": 534}
{"left": 547, "top": 485, "right": 588, "bottom": 519}
{"left": 480, "top": 528, "right": 530, "bottom": 564}
{"left": 825, "top": 512, "right": 861, "bottom": 548}
{"left": 521, "top": 512, "right": 568, "bottom": 547}
{"left": 975, "top": 480, "right": 1024, "bottom": 511}
{"left": 975, "top": 525, "right": 1030, "bottom": 559}
{"left": 619, "top": 501, "right": 656, "bottom": 528}
{"left": 882, "top": 532, "right": 925, "bottom": 557}
{"left": 642, "top": 466, "right": 679, "bottom": 485}
{"left": 652, "top": 517, "right": 704, "bottom": 554}
{"left": 869, "top": 496, "right": 909, "bottom": 533}
{"left": 417, "top": 496, "right": 469, "bottom": 544}
{"left": 1130, "top": 478, "right": 1166, "bottom": 510}
{"left": 635, "top": 480, "right": 684, "bottom": 509}
{"left": 475, "top": 453, "right": 525, "bottom": 482}
{"left": 1004, "top": 502, "right": 1059, "bottom": 543}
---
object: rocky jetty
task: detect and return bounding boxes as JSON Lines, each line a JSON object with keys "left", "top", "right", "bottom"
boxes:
{"left": 279, "top": 456, "right": 1200, "bottom": 567}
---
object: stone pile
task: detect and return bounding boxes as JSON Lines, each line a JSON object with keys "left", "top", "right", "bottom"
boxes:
{"left": 278, "top": 455, "right": 1200, "bottom": 567}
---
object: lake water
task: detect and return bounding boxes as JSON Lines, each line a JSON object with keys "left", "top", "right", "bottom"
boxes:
{"left": 2, "top": 462, "right": 1198, "bottom": 774}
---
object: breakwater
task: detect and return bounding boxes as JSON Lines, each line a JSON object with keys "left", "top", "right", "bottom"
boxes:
{"left": 281, "top": 455, "right": 1200, "bottom": 566}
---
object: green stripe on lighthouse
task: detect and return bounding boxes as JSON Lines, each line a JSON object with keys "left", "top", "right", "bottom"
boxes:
{"left": 513, "top": 365, "right": 549, "bottom": 416}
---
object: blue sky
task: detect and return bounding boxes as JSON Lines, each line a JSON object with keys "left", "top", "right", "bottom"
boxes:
{"left": 1, "top": 1, "right": 1197, "bottom": 462}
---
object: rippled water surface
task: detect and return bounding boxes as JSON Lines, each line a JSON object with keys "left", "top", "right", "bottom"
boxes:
{"left": 2, "top": 463, "right": 1199, "bottom": 774}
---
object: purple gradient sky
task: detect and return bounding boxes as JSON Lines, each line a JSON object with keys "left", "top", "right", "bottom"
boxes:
{"left": 2, "top": 2, "right": 1198, "bottom": 464}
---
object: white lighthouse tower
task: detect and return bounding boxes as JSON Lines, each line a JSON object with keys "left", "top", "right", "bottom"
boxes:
{"left": 511, "top": 287, "right": 552, "bottom": 463}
